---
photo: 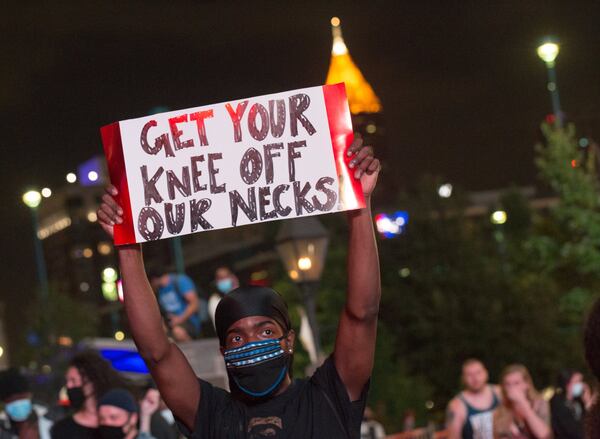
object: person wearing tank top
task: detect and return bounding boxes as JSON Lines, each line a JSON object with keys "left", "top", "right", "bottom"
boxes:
{"left": 446, "top": 359, "right": 502, "bottom": 439}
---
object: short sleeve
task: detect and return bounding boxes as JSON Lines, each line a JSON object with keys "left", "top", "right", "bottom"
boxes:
{"left": 176, "top": 379, "right": 244, "bottom": 439}
{"left": 310, "top": 355, "right": 369, "bottom": 437}
{"left": 177, "top": 275, "right": 196, "bottom": 295}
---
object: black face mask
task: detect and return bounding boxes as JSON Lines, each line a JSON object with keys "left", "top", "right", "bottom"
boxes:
{"left": 224, "top": 336, "right": 290, "bottom": 399}
{"left": 98, "top": 425, "right": 126, "bottom": 439}
{"left": 67, "top": 386, "right": 86, "bottom": 410}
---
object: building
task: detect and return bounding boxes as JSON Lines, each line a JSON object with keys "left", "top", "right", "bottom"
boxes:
{"left": 37, "top": 156, "right": 120, "bottom": 336}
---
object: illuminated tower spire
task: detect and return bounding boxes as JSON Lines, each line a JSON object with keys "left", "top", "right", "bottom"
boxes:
{"left": 326, "top": 17, "right": 382, "bottom": 114}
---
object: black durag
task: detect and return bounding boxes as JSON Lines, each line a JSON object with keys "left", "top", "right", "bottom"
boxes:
{"left": 215, "top": 286, "right": 291, "bottom": 346}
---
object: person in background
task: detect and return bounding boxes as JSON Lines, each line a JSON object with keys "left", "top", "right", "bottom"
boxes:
{"left": 98, "top": 389, "right": 157, "bottom": 439}
{"left": 402, "top": 409, "right": 416, "bottom": 432}
{"left": 550, "top": 369, "right": 593, "bottom": 439}
{"left": 51, "top": 350, "right": 126, "bottom": 439}
{"left": 584, "top": 297, "right": 600, "bottom": 437}
{"left": 149, "top": 270, "right": 201, "bottom": 342}
{"left": 0, "top": 368, "right": 52, "bottom": 439}
{"left": 140, "top": 386, "right": 177, "bottom": 439}
{"left": 360, "top": 406, "right": 386, "bottom": 439}
{"left": 493, "top": 364, "right": 551, "bottom": 439}
{"left": 446, "top": 359, "right": 501, "bottom": 439}
{"left": 208, "top": 266, "right": 239, "bottom": 328}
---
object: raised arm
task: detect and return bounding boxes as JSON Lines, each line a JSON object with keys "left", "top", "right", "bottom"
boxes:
{"left": 334, "top": 137, "right": 381, "bottom": 401}
{"left": 98, "top": 186, "right": 200, "bottom": 431}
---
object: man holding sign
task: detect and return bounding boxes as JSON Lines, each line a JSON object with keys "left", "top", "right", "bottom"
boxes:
{"left": 98, "top": 84, "right": 381, "bottom": 438}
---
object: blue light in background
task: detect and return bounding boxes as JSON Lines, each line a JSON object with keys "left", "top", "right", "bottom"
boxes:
{"left": 77, "top": 156, "right": 105, "bottom": 187}
{"left": 375, "top": 211, "right": 409, "bottom": 238}
{"left": 100, "top": 349, "right": 149, "bottom": 374}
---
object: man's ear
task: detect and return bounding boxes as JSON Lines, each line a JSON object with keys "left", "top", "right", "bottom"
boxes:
{"left": 285, "top": 329, "right": 295, "bottom": 353}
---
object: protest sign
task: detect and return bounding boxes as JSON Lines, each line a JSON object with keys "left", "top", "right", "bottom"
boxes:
{"left": 100, "top": 83, "right": 364, "bottom": 245}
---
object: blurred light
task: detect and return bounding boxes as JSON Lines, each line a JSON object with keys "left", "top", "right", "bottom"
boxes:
{"left": 330, "top": 16, "right": 340, "bottom": 27}
{"left": 425, "top": 400, "right": 435, "bottom": 410}
{"left": 100, "top": 348, "right": 149, "bottom": 374}
{"left": 298, "top": 257, "right": 312, "bottom": 271}
{"left": 375, "top": 211, "right": 409, "bottom": 238}
{"left": 58, "top": 336, "right": 73, "bottom": 347}
{"left": 78, "top": 157, "right": 104, "bottom": 186}
{"left": 547, "top": 82, "right": 557, "bottom": 92}
{"left": 66, "top": 173, "right": 77, "bottom": 183}
{"left": 41, "top": 188, "right": 52, "bottom": 198}
{"left": 114, "top": 331, "right": 125, "bottom": 341}
{"left": 399, "top": 267, "right": 411, "bottom": 278}
{"left": 39, "top": 217, "right": 71, "bottom": 240}
{"left": 491, "top": 210, "right": 507, "bottom": 225}
{"left": 537, "top": 41, "right": 559, "bottom": 64}
{"left": 83, "top": 248, "right": 93, "bottom": 258}
{"left": 579, "top": 138, "right": 589, "bottom": 148}
{"left": 289, "top": 269, "right": 299, "bottom": 280}
{"left": 102, "top": 267, "right": 118, "bottom": 283}
{"left": 438, "top": 183, "right": 453, "bottom": 198}
{"left": 545, "top": 114, "right": 556, "bottom": 125}
{"left": 117, "top": 279, "right": 124, "bottom": 302}
{"left": 98, "top": 242, "right": 112, "bottom": 255}
{"left": 79, "top": 282, "right": 89, "bottom": 292}
{"left": 0, "top": 346, "right": 3, "bottom": 358}
{"left": 87, "top": 211, "right": 97, "bottom": 222}
{"left": 22, "top": 190, "right": 42, "bottom": 208}
{"left": 41, "top": 364, "right": 52, "bottom": 374}
{"left": 365, "top": 123, "right": 377, "bottom": 134}
{"left": 571, "top": 159, "right": 578, "bottom": 168}
{"left": 102, "top": 282, "right": 118, "bottom": 301}
{"left": 542, "top": 386, "right": 555, "bottom": 401}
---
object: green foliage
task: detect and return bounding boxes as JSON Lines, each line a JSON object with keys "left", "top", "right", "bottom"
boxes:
{"left": 12, "top": 284, "right": 99, "bottom": 366}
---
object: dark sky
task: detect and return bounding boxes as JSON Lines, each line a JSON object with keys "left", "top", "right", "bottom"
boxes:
{"left": 2, "top": 1, "right": 600, "bottom": 301}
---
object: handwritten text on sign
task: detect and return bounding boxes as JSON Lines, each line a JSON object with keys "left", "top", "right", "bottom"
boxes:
{"left": 101, "top": 84, "right": 363, "bottom": 245}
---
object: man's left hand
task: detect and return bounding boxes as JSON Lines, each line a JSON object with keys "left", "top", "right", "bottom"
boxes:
{"left": 347, "top": 135, "right": 381, "bottom": 199}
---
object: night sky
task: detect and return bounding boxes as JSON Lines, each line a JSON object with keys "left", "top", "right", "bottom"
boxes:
{"left": 2, "top": 2, "right": 600, "bottom": 308}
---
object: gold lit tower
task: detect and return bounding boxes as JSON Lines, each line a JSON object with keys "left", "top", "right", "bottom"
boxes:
{"left": 326, "top": 17, "right": 384, "bottom": 151}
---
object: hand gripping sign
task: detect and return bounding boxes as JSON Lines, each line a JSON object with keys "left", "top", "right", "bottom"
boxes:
{"left": 100, "top": 83, "right": 365, "bottom": 245}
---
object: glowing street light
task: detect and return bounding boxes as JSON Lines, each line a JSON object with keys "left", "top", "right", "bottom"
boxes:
{"left": 536, "top": 38, "right": 562, "bottom": 126}
{"left": 438, "top": 183, "right": 453, "bottom": 198}
{"left": 41, "top": 188, "right": 52, "bottom": 198}
{"left": 491, "top": 210, "right": 508, "bottom": 225}
{"left": 66, "top": 172, "right": 77, "bottom": 183}
{"left": 537, "top": 42, "right": 559, "bottom": 65}
{"left": 22, "top": 190, "right": 42, "bottom": 208}
{"left": 114, "top": 331, "right": 125, "bottom": 341}
{"left": 276, "top": 217, "right": 330, "bottom": 364}
{"left": 22, "top": 190, "right": 48, "bottom": 300}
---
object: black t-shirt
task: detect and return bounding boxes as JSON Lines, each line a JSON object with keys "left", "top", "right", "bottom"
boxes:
{"left": 51, "top": 416, "right": 99, "bottom": 439}
{"left": 177, "top": 355, "right": 368, "bottom": 438}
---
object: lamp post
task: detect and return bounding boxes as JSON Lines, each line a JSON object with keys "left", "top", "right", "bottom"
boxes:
{"left": 22, "top": 190, "right": 49, "bottom": 301}
{"left": 276, "top": 217, "right": 329, "bottom": 363}
{"left": 537, "top": 39, "right": 562, "bottom": 127}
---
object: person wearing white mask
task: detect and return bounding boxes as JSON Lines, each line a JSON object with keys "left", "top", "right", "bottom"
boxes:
{"left": 550, "top": 369, "right": 594, "bottom": 439}
{"left": 0, "top": 368, "right": 52, "bottom": 439}
{"left": 208, "top": 266, "right": 240, "bottom": 329}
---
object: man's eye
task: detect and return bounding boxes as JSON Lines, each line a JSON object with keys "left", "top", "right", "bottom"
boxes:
{"left": 231, "top": 335, "right": 241, "bottom": 343}
{"left": 264, "top": 329, "right": 273, "bottom": 336}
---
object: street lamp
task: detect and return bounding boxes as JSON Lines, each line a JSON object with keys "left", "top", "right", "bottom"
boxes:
{"left": 276, "top": 217, "right": 330, "bottom": 363}
{"left": 22, "top": 190, "right": 49, "bottom": 301}
{"left": 536, "top": 39, "right": 562, "bottom": 127}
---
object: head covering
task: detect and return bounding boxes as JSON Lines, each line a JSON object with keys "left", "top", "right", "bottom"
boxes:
{"left": 0, "top": 368, "right": 29, "bottom": 401}
{"left": 215, "top": 286, "right": 291, "bottom": 346}
{"left": 97, "top": 388, "right": 138, "bottom": 413}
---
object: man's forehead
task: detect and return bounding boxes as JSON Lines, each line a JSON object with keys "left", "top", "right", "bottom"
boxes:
{"left": 227, "top": 316, "right": 279, "bottom": 333}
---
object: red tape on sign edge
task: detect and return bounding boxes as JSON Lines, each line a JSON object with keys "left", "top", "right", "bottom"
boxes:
{"left": 322, "top": 83, "right": 366, "bottom": 210}
{"left": 100, "top": 123, "right": 136, "bottom": 245}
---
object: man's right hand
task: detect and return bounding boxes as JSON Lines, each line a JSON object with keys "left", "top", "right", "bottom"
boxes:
{"left": 97, "top": 184, "right": 123, "bottom": 238}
